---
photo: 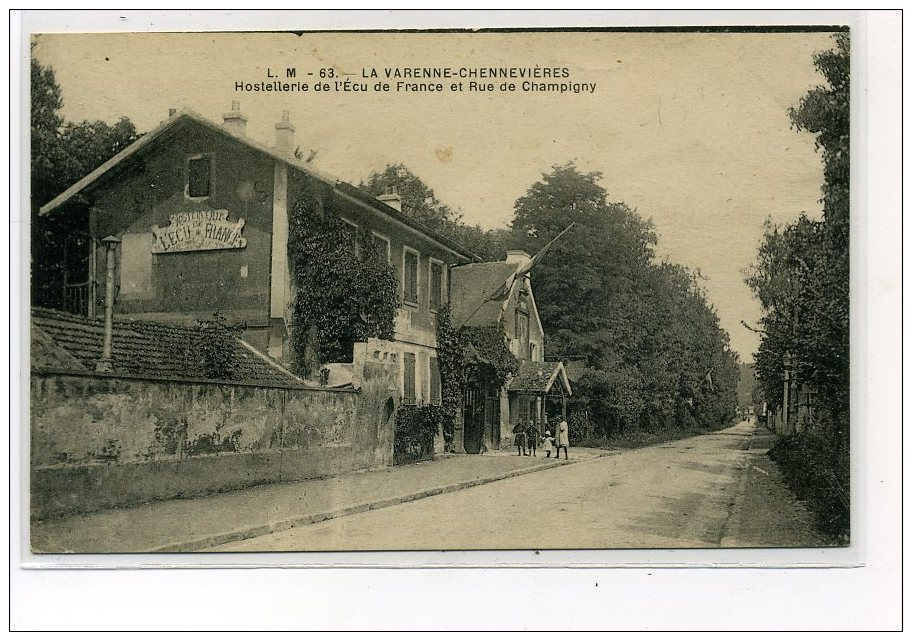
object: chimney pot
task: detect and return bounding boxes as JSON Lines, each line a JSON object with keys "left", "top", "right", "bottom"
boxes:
{"left": 222, "top": 101, "right": 248, "bottom": 136}
{"left": 378, "top": 187, "right": 402, "bottom": 213}
{"left": 274, "top": 110, "right": 296, "bottom": 156}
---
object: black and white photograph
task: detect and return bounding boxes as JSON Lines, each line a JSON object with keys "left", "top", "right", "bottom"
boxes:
{"left": 12, "top": 10, "right": 905, "bottom": 631}
{"left": 23, "top": 25, "right": 857, "bottom": 554}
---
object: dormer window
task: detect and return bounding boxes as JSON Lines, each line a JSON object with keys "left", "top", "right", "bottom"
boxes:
{"left": 187, "top": 155, "right": 212, "bottom": 198}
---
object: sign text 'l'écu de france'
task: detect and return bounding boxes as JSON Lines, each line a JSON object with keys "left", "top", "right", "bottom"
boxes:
{"left": 152, "top": 210, "right": 247, "bottom": 253}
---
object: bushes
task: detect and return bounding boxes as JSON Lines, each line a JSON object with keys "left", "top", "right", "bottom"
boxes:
{"left": 768, "top": 433, "right": 850, "bottom": 542}
{"left": 393, "top": 405, "right": 446, "bottom": 465}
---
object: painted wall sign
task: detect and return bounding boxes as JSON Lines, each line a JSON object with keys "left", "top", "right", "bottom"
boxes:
{"left": 152, "top": 210, "right": 247, "bottom": 253}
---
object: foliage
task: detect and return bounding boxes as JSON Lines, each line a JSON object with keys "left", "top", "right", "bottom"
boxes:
{"left": 461, "top": 325, "right": 519, "bottom": 387}
{"left": 360, "top": 163, "right": 463, "bottom": 232}
{"left": 511, "top": 162, "right": 739, "bottom": 437}
{"left": 434, "top": 305, "right": 467, "bottom": 450}
{"left": 287, "top": 177, "right": 399, "bottom": 377}
{"left": 745, "top": 34, "right": 850, "bottom": 541}
{"left": 768, "top": 434, "right": 849, "bottom": 542}
{"left": 393, "top": 405, "right": 445, "bottom": 464}
{"left": 31, "top": 52, "right": 141, "bottom": 310}
{"left": 189, "top": 313, "right": 243, "bottom": 380}
{"left": 435, "top": 304, "right": 517, "bottom": 451}
{"left": 360, "top": 162, "right": 518, "bottom": 261}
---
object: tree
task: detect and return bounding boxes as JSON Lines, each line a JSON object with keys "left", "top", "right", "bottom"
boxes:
{"left": 360, "top": 163, "right": 515, "bottom": 261}
{"left": 513, "top": 163, "right": 739, "bottom": 435}
{"left": 30, "top": 53, "right": 141, "bottom": 309}
{"left": 745, "top": 33, "right": 850, "bottom": 540}
{"left": 360, "top": 163, "right": 462, "bottom": 232}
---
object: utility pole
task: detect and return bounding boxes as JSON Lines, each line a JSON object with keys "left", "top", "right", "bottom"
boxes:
{"left": 95, "top": 236, "right": 120, "bottom": 373}
{"left": 782, "top": 351, "right": 793, "bottom": 435}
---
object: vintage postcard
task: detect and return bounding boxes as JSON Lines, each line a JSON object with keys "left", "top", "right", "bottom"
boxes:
{"left": 26, "top": 25, "right": 852, "bottom": 555}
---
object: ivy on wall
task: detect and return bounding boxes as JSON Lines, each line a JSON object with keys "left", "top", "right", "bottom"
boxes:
{"left": 435, "top": 304, "right": 518, "bottom": 450}
{"left": 287, "top": 178, "right": 399, "bottom": 378}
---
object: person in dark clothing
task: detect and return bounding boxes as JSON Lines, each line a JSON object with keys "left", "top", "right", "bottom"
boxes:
{"left": 512, "top": 422, "right": 527, "bottom": 456}
{"left": 526, "top": 422, "right": 540, "bottom": 457}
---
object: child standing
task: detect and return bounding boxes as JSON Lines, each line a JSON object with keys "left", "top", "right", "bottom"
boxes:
{"left": 512, "top": 422, "right": 527, "bottom": 456}
{"left": 526, "top": 422, "right": 540, "bottom": 457}
{"left": 541, "top": 430, "right": 554, "bottom": 458}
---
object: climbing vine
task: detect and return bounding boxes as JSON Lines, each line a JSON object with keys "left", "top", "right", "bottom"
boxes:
{"left": 435, "top": 304, "right": 518, "bottom": 450}
{"left": 393, "top": 405, "right": 447, "bottom": 464}
{"left": 287, "top": 177, "right": 399, "bottom": 378}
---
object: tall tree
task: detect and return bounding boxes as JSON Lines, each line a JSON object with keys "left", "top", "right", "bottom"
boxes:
{"left": 360, "top": 162, "right": 515, "bottom": 260}
{"left": 513, "top": 163, "right": 739, "bottom": 435}
{"left": 745, "top": 33, "right": 850, "bottom": 539}
{"left": 360, "top": 163, "right": 462, "bottom": 232}
{"left": 30, "top": 53, "right": 140, "bottom": 309}
{"left": 747, "top": 33, "right": 850, "bottom": 423}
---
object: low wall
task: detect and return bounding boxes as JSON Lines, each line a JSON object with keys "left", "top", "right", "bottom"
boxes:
{"left": 30, "top": 364, "right": 399, "bottom": 519}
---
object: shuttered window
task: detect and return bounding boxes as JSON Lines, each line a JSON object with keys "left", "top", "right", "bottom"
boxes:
{"left": 429, "top": 356, "right": 442, "bottom": 405}
{"left": 403, "top": 352, "right": 417, "bottom": 405}
{"left": 403, "top": 250, "right": 419, "bottom": 305}
{"left": 429, "top": 262, "right": 443, "bottom": 311}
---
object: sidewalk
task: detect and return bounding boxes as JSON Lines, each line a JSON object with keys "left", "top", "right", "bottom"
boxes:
{"left": 31, "top": 448, "right": 604, "bottom": 553}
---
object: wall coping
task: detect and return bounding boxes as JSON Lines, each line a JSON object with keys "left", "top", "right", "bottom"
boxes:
{"left": 30, "top": 367, "right": 358, "bottom": 394}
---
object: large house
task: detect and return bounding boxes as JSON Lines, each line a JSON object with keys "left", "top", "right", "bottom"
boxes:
{"left": 38, "top": 102, "right": 476, "bottom": 414}
{"left": 36, "top": 101, "right": 569, "bottom": 454}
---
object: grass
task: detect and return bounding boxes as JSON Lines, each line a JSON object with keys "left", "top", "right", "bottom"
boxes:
{"left": 767, "top": 434, "right": 850, "bottom": 543}
{"left": 575, "top": 426, "right": 713, "bottom": 451}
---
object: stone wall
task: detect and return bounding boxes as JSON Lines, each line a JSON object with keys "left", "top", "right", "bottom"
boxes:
{"left": 30, "top": 361, "right": 398, "bottom": 519}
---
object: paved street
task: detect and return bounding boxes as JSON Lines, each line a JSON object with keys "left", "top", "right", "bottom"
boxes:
{"left": 210, "top": 420, "right": 826, "bottom": 551}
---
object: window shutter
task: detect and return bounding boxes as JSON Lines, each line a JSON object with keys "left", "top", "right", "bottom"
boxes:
{"left": 430, "top": 263, "right": 442, "bottom": 311}
{"left": 403, "top": 353, "right": 416, "bottom": 405}
{"left": 404, "top": 251, "right": 418, "bottom": 304}
{"left": 429, "top": 356, "right": 441, "bottom": 405}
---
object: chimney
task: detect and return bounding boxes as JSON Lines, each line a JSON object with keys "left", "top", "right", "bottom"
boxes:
{"left": 222, "top": 100, "right": 248, "bottom": 136}
{"left": 505, "top": 250, "right": 531, "bottom": 265}
{"left": 168, "top": 107, "right": 177, "bottom": 118}
{"left": 275, "top": 110, "right": 295, "bottom": 156}
{"left": 378, "top": 186, "right": 402, "bottom": 212}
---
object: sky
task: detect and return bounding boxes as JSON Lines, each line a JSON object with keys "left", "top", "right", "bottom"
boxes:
{"left": 33, "top": 30, "right": 835, "bottom": 361}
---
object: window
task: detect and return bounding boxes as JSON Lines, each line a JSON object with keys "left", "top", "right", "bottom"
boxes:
{"left": 187, "top": 156, "right": 212, "bottom": 198}
{"left": 516, "top": 311, "right": 530, "bottom": 360}
{"left": 403, "top": 249, "right": 419, "bottom": 305}
{"left": 371, "top": 233, "right": 391, "bottom": 263}
{"left": 403, "top": 353, "right": 417, "bottom": 405}
{"left": 429, "top": 356, "right": 442, "bottom": 405}
{"left": 429, "top": 261, "right": 444, "bottom": 311}
{"left": 340, "top": 219, "right": 359, "bottom": 257}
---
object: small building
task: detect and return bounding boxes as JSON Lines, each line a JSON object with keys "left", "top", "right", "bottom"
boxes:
{"left": 37, "top": 103, "right": 477, "bottom": 409}
{"left": 450, "top": 251, "right": 571, "bottom": 452}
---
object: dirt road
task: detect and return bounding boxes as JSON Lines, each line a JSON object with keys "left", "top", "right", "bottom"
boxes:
{"left": 210, "top": 420, "right": 827, "bottom": 551}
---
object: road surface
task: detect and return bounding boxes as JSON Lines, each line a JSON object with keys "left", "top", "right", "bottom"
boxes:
{"left": 209, "top": 420, "right": 825, "bottom": 551}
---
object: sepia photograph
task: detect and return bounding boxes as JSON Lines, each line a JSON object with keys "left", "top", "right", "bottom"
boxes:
{"left": 25, "top": 25, "right": 853, "bottom": 555}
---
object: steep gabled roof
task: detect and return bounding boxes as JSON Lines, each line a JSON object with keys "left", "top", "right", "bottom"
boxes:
{"left": 449, "top": 261, "right": 519, "bottom": 329}
{"left": 39, "top": 109, "right": 478, "bottom": 262}
{"left": 31, "top": 307, "right": 314, "bottom": 388}
{"left": 507, "top": 360, "right": 572, "bottom": 396}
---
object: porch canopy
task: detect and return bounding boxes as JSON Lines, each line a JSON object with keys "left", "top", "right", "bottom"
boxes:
{"left": 507, "top": 360, "right": 572, "bottom": 397}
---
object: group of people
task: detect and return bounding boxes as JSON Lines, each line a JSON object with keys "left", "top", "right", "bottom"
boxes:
{"left": 512, "top": 417, "right": 569, "bottom": 459}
